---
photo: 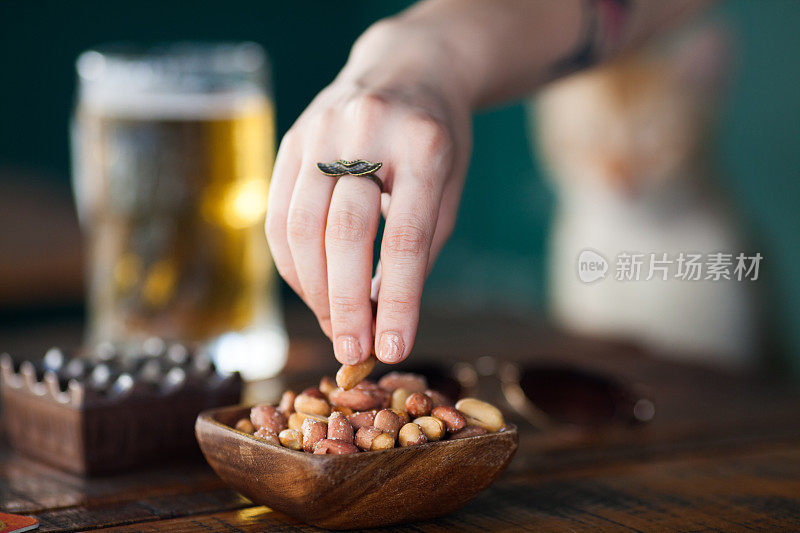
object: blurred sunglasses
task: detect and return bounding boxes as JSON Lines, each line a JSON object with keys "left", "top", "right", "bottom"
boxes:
{"left": 452, "top": 356, "right": 655, "bottom": 430}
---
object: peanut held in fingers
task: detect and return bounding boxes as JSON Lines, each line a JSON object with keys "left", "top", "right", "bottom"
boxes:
{"left": 455, "top": 398, "right": 505, "bottom": 432}
{"left": 250, "top": 404, "right": 288, "bottom": 434}
{"left": 405, "top": 392, "right": 433, "bottom": 418}
{"left": 355, "top": 426, "right": 395, "bottom": 451}
{"left": 431, "top": 406, "right": 466, "bottom": 433}
{"left": 378, "top": 372, "right": 428, "bottom": 393}
{"left": 278, "top": 390, "right": 297, "bottom": 415}
{"left": 336, "top": 354, "right": 377, "bottom": 390}
{"left": 313, "top": 439, "right": 360, "bottom": 455}
{"left": 235, "top": 418, "right": 255, "bottom": 434}
{"left": 413, "top": 416, "right": 446, "bottom": 441}
{"left": 374, "top": 409, "right": 403, "bottom": 439}
{"left": 398, "top": 422, "right": 428, "bottom": 447}
{"left": 302, "top": 418, "right": 328, "bottom": 452}
{"left": 391, "top": 388, "right": 412, "bottom": 412}
{"left": 294, "top": 392, "right": 331, "bottom": 417}
{"left": 279, "top": 429, "right": 303, "bottom": 450}
{"left": 327, "top": 411, "right": 355, "bottom": 443}
{"left": 253, "top": 427, "right": 280, "bottom": 446}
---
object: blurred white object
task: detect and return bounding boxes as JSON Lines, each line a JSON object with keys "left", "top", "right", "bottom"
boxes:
{"left": 533, "top": 27, "right": 759, "bottom": 367}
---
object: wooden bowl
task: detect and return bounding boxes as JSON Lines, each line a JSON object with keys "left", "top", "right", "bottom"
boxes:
{"left": 195, "top": 405, "right": 518, "bottom": 529}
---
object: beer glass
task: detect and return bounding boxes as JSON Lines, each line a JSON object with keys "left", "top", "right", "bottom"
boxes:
{"left": 71, "top": 43, "right": 287, "bottom": 379}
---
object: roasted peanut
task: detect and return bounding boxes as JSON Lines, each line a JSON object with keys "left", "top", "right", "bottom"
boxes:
{"left": 294, "top": 392, "right": 331, "bottom": 417}
{"left": 371, "top": 431, "right": 395, "bottom": 450}
{"left": 319, "top": 376, "right": 337, "bottom": 397}
{"left": 426, "top": 389, "right": 452, "bottom": 408}
{"left": 313, "top": 439, "right": 359, "bottom": 455}
{"left": 278, "top": 429, "right": 303, "bottom": 450}
{"left": 301, "top": 387, "right": 327, "bottom": 399}
{"left": 234, "top": 418, "right": 256, "bottom": 434}
{"left": 389, "top": 408, "right": 411, "bottom": 425}
{"left": 278, "top": 390, "right": 297, "bottom": 415}
{"left": 288, "top": 412, "right": 303, "bottom": 431}
{"left": 238, "top": 380, "right": 502, "bottom": 454}
{"left": 398, "top": 422, "right": 428, "bottom": 447}
{"left": 405, "top": 392, "right": 433, "bottom": 418}
{"left": 355, "top": 426, "right": 381, "bottom": 450}
{"left": 336, "top": 354, "right": 377, "bottom": 390}
{"left": 327, "top": 411, "right": 355, "bottom": 443}
{"left": 288, "top": 411, "right": 328, "bottom": 431}
{"left": 330, "top": 381, "right": 390, "bottom": 411}
{"left": 372, "top": 432, "right": 396, "bottom": 452}
{"left": 373, "top": 409, "right": 403, "bottom": 439}
{"left": 301, "top": 418, "right": 328, "bottom": 452}
{"left": 431, "top": 406, "right": 466, "bottom": 433}
{"left": 250, "top": 404, "right": 288, "bottom": 434}
{"left": 413, "top": 416, "right": 446, "bottom": 441}
{"left": 253, "top": 427, "right": 280, "bottom": 446}
{"left": 378, "top": 372, "right": 427, "bottom": 393}
{"left": 455, "top": 398, "right": 505, "bottom": 432}
{"left": 449, "top": 425, "right": 489, "bottom": 440}
{"left": 391, "top": 388, "right": 412, "bottom": 412}
{"left": 346, "top": 410, "right": 377, "bottom": 430}
{"left": 355, "top": 426, "right": 395, "bottom": 451}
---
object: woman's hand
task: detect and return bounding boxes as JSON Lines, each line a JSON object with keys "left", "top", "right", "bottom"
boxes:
{"left": 266, "top": 20, "right": 472, "bottom": 365}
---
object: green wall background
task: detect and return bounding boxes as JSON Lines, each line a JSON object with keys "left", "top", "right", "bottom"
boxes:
{"left": 1, "top": 1, "right": 798, "bottom": 369}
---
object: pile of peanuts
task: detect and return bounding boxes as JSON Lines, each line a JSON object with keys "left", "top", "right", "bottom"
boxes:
{"left": 231, "top": 355, "right": 506, "bottom": 455}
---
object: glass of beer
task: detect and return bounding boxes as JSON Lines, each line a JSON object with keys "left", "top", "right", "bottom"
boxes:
{"left": 71, "top": 43, "right": 287, "bottom": 379}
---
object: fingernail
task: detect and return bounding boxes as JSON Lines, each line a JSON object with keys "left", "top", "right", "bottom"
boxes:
{"left": 377, "top": 331, "right": 405, "bottom": 363}
{"left": 335, "top": 335, "right": 362, "bottom": 365}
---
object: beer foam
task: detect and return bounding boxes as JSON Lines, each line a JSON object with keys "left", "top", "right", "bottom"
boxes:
{"left": 79, "top": 89, "right": 269, "bottom": 119}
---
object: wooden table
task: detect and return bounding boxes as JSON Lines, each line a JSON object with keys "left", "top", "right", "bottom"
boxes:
{"left": 2, "top": 308, "right": 800, "bottom": 532}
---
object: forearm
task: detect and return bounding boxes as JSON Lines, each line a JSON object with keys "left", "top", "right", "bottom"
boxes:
{"left": 340, "top": 0, "right": 716, "bottom": 111}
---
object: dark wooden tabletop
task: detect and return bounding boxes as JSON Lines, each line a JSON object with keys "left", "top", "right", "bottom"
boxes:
{"left": 2, "top": 307, "right": 800, "bottom": 532}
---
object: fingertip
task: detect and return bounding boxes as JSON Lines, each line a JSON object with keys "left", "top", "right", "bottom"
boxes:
{"left": 357, "top": 349, "right": 375, "bottom": 365}
{"left": 334, "top": 335, "right": 368, "bottom": 366}
{"left": 375, "top": 331, "right": 406, "bottom": 364}
{"left": 334, "top": 353, "right": 352, "bottom": 366}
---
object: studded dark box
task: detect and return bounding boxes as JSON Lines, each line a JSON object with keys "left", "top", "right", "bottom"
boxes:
{"left": 0, "top": 344, "right": 242, "bottom": 475}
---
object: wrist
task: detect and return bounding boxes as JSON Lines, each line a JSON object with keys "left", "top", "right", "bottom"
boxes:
{"left": 337, "top": 17, "right": 476, "bottom": 115}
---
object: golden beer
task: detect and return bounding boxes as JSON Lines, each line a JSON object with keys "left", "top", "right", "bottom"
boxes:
{"left": 72, "top": 44, "right": 287, "bottom": 378}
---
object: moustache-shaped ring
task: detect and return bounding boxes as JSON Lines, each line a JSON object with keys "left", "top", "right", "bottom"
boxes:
{"left": 317, "top": 159, "right": 384, "bottom": 192}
